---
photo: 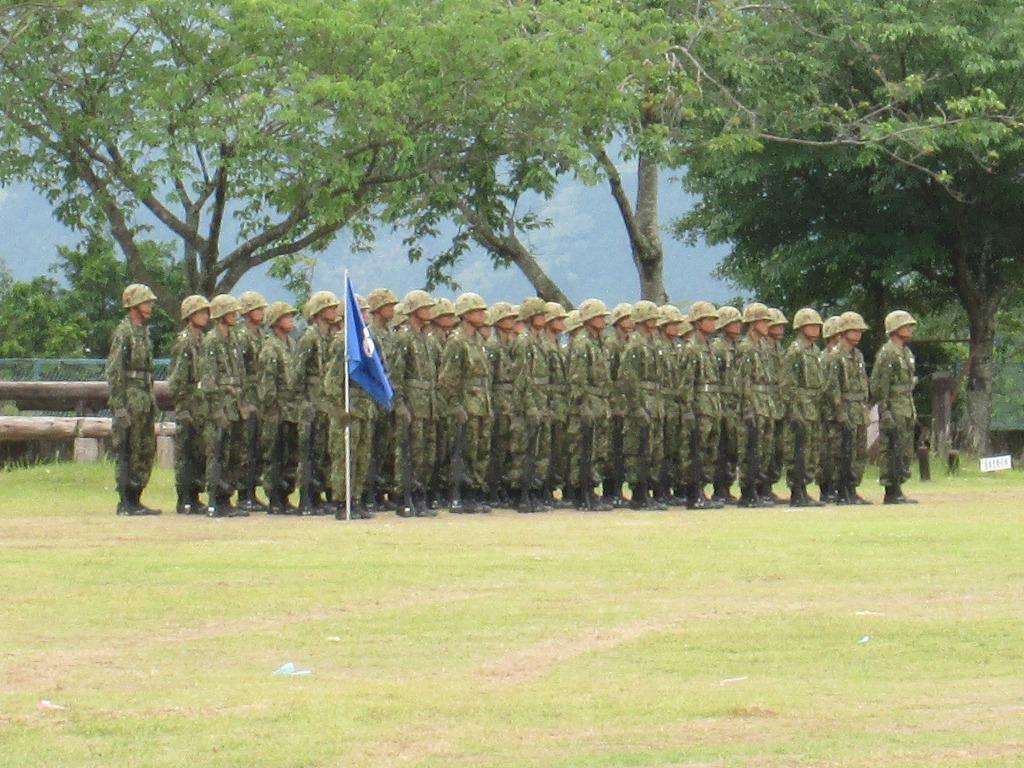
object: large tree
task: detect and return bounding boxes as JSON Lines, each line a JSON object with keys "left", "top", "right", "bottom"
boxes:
{"left": 674, "top": 0, "right": 1024, "bottom": 451}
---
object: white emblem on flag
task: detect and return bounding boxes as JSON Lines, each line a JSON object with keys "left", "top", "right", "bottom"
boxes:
{"left": 362, "top": 327, "right": 376, "bottom": 357}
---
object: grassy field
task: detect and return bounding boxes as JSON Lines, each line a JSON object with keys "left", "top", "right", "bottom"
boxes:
{"left": 1, "top": 462, "right": 1023, "bottom": 767}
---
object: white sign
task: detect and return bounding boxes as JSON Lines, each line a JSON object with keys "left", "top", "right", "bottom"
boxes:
{"left": 980, "top": 455, "right": 1012, "bottom": 473}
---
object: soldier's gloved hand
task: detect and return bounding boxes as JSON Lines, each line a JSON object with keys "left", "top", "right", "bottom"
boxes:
{"left": 879, "top": 411, "right": 896, "bottom": 432}
{"left": 394, "top": 401, "right": 412, "bottom": 425}
{"left": 212, "top": 409, "right": 230, "bottom": 430}
{"left": 453, "top": 405, "right": 469, "bottom": 425}
{"left": 112, "top": 408, "right": 130, "bottom": 429}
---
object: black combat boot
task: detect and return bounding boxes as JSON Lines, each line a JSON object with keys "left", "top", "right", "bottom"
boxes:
{"left": 473, "top": 491, "right": 492, "bottom": 514}
{"left": 789, "top": 486, "right": 809, "bottom": 508}
{"left": 738, "top": 484, "right": 762, "bottom": 508}
{"left": 176, "top": 489, "right": 193, "bottom": 515}
{"left": 130, "top": 487, "right": 161, "bottom": 515}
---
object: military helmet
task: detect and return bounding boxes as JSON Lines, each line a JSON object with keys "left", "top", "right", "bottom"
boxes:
{"left": 238, "top": 291, "right": 268, "bottom": 314}
{"left": 610, "top": 302, "right": 633, "bottom": 325}
{"left": 455, "top": 292, "right": 487, "bottom": 316}
{"left": 544, "top": 301, "right": 568, "bottom": 322}
{"left": 209, "top": 293, "right": 241, "bottom": 320}
{"left": 402, "top": 289, "right": 435, "bottom": 314}
{"left": 714, "top": 305, "right": 741, "bottom": 330}
{"left": 578, "top": 298, "right": 611, "bottom": 323}
{"left": 122, "top": 283, "right": 157, "bottom": 309}
{"left": 689, "top": 300, "right": 719, "bottom": 322}
{"left": 430, "top": 297, "right": 456, "bottom": 319}
{"left": 768, "top": 308, "right": 788, "bottom": 326}
{"left": 632, "top": 300, "right": 661, "bottom": 323}
{"left": 793, "top": 307, "right": 823, "bottom": 330}
{"left": 179, "top": 294, "right": 210, "bottom": 321}
{"left": 304, "top": 290, "right": 340, "bottom": 320}
{"left": 355, "top": 293, "right": 369, "bottom": 311}
{"left": 518, "top": 296, "right": 548, "bottom": 320}
{"left": 367, "top": 287, "right": 399, "bottom": 312}
{"left": 823, "top": 315, "right": 841, "bottom": 339}
{"left": 489, "top": 300, "right": 517, "bottom": 325}
{"left": 742, "top": 302, "right": 773, "bottom": 323}
{"left": 564, "top": 309, "right": 583, "bottom": 333}
{"left": 390, "top": 302, "right": 408, "bottom": 330}
{"left": 885, "top": 309, "right": 917, "bottom": 335}
{"left": 838, "top": 311, "right": 869, "bottom": 333}
{"left": 265, "top": 300, "right": 297, "bottom": 327}
{"left": 658, "top": 305, "right": 685, "bottom": 326}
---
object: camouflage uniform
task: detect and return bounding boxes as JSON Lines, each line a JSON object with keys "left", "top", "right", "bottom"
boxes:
{"left": 567, "top": 302, "right": 613, "bottom": 503}
{"left": 544, "top": 305, "right": 571, "bottom": 501}
{"left": 735, "top": 310, "right": 776, "bottom": 503}
{"left": 168, "top": 310, "right": 207, "bottom": 512}
{"left": 513, "top": 298, "right": 552, "bottom": 510}
{"left": 485, "top": 312, "right": 520, "bottom": 501}
{"left": 438, "top": 319, "right": 492, "bottom": 507}
{"left": 293, "top": 300, "right": 336, "bottom": 511}
{"left": 602, "top": 312, "right": 632, "bottom": 502}
{"left": 106, "top": 306, "right": 159, "bottom": 512}
{"left": 871, "top": 327, "right": 917, "bottom": 493}
{"left": 766, "top": 336, "right": 786, "bottom": 490}
{"left": 824, "top": 318, "right": 870, "bottom": 498}
{"left": 782, "top": 336, "right": 825, "bottom": 493}
{"left": 258, "top": 314, "right": 299, "bottom": 509}
{"left": 233, "top": 319, "right": 266, "bottom": 507}
{"left": 710, "top": 316, "right": 741, "bottom": 500}
{"left": 200, "top": 310, "right": 246, "bottom": 510}
{"left": 684, "top": 328, "right": 724, "bottom": 492}
{"left": 367, "top": 288, "right": 400, "bottom": 507}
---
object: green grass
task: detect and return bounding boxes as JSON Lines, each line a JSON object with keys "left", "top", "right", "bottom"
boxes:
{"left": 1, "top": 462, "right": 1023, "bottom": 767}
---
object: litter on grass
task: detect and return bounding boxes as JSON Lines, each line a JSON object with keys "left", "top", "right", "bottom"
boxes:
{"left": 273, "top": 662, "right": 312, "bottom": 676}
{"left": 855, "top": 611, "right": 884, "bottom": 616}
{"left": 719, "top": 676, "right": 749, "bottom": 686}
{"left": 857, "top": 635, "right": 871, "bottom": 644}
{"left": 38, "top": 700, "right": 67, "bottom": 710}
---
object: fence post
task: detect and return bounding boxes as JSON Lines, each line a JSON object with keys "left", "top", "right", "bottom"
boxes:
{"left": 931, "top": 372, "right": 954, "bottom": 466}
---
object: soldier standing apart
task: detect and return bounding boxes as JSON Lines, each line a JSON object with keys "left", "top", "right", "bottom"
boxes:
{"left": 293, "top": 291, "right": 340, "bottom": 515}
{"left": 781, "top": 309, "right": 826, "bottom": 507}
{"left": 201, "top": 294, "right": 247, "bottom": 517}
{"left": 872, "top": 310, "right": 919, "bottom": 504}
{"left": 603, "top": 303, "right": 634, "bottom": 507}
{"left": 711, "top": 306, "right": 742, "bottom": 504}
{"left": 685, "top": 302, "right": 726, "bottom": 509}
{"left": 168, "top": 295, "right": 210, "bottom": 515}
{"left": 619, "top": 300, "right": 667, "bottom": 511}
{"left": 816, "top": 316, "right": 843, "bottom": 502}
{"left": 258, "top": 301, "right": 300, "bottom": 515}
{"left": 234, "top": 291, "right": 268, "bottom": 512}
{"left": 438, "top": 293, "right": 493, "bottom": 514}
{"left": 544, "top": 302, "right": 571, "bottom": 507}
{"left": 107, "top": 284, "right": 162, "bottom": 516}
{"left": 513, "top": 297, "right": 553, "bottom": 513}
{"left": 366, "top": 288, "right": 399, "bottom": 511}
{"left": 390, "top": 290, "right": 439, "bottom": 517}
{"left": 568, "top": 299, "right": 614, "bottom": 511}
{"left": 825, "top": 311, "right": 872, "bottom": 505}
{"left": 735, "top": 302, "right": 776, "bottom": 508}
{"left": 484, "top": 302, "right": 520, "bottom": 507}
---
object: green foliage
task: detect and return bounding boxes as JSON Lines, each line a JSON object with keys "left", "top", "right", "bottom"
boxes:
{"left": 0, "top": 275, "right": 86, "bottom": 357}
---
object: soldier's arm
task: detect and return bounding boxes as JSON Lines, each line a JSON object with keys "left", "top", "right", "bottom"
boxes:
{"left": 436, "top": 336, "right": 465, "bottom": 404}
{"left": 869, "top": 348, "right": 891, "bottom": 408}
{"left": 166, "top": 336, "right": 186, "bottom": 399}
{"left": 388, "top": 333, "right": 410, "bottom": 409}
{"left": 257, "top": 344, "right": 277, "bottom": 409}
{"left": 104, "top": 325, "right": 129, "bottom": 413}
{"left": 322, "top": 336, "right": 344, "bottom": 403}
{"left": 567, "top": 336, "right": 589, "bottom": 408}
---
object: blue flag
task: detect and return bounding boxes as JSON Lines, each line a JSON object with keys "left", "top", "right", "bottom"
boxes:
{"left": 345, "top": 276, "right": 394, "bottom": 410}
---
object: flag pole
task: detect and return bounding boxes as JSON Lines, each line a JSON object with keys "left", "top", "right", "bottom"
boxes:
{"left": 344, "top": 270, "right": 352, "bottom": 522}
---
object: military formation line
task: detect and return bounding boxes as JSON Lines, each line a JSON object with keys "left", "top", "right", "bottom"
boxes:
{"left": 106, "top": 283, "right": 921, "bottom": 519}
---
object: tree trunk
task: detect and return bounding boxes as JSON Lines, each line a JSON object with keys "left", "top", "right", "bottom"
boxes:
{"left": 963, "top": 304, "right": 996, "bottom": 455}
{"left": 633, "top": 148, "right": 668, "bottom": 304}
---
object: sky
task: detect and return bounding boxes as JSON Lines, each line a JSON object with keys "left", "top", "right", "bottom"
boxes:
{"left": 0, "top": 161, "right": 736, "bottom": 308}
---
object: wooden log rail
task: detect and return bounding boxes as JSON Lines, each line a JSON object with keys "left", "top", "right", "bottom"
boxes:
{"left": 0, "top": 381, "right": 173, "bottom": 411}
{"left": 0, "top": 417, "right": 177, "bottom": 442}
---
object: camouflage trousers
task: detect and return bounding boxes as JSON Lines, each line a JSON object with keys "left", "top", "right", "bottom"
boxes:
{"left": 113, "top": 397, "right": 157, "bottom": 494}
{"left": 297, "top": 409, "right": 331, "bottom": 497}
{"left": 625, "top": 414, "right": 664, "bottom": 489}
{"left": 686, "top": 413, "right": 721, "bottom": 487}
{"left": 432, "top": 419, "right": 450, "bottom": 497}
{"left": 204, "top": 417, "right": 244, "bottom": 497}
{"left": 548, "top": 414, "right": 570, "bottom": 490}
{"left": 329, "top": 414, "right": 372, "bottom": 506}
{"left": 173, "top": 418, "right": 206, "bottom": 496}
{"left": 715, "top": 413, "right": 739, "bottom": 488}
{"left": 261, "top": 416, "right": 298, "bottom": 499}
{"left": 826, "top": 414, "right": 868, "bottom": 487}
{"left": 568, "top": 414, "right": 609, "bottom": 488}
{"left": 737, "top": 416, "right": 774, "bottom": 487}
{"left": 662, "top": 403, "right": 691, "bottom": 491}
{"left": 373, "top": 411, "right": 395, "bottom": 498}
{"left": 510, "top": 416, "right": 550, "bottom": 491}
{"left": 395, "top": 416, "right": 436, "bottom": 494}
{"left": 448, "top": 415, "right": 490, "bottom": 493}
{"left": 768, "top": 418, "right": 785, "bottom": 484}
{"left": 234, "top": 413, "right": 262, "bottom": 492}
{"left": 878, "top": 418, "right": 914, "bottom": 487}
{"left": 782, "top": 418, "right": 822, "bottom": 488}
{"left": 489, "top": 412, "right": 518, "bottom": 490}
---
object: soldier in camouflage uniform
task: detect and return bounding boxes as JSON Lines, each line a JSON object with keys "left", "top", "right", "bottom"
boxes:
{"left": 234, "top": 291, "right": 268, "bottom": 512}
{"left": 711, "top": 306, "right": 742, "bottom": 504}
{"left": 485, "top": 301, "right": 520, "bottom": 506}
{"left": 619, "top": 300, "right": 667, "bottom": 510}
{"left": 437, "top": 293, "right": 493, "bottom": 513}
{"left": 765, "top": 308, "right": 788, "bottom": 503}
{"left": 825, "top": 311, "right": 872, "bottom": 505}
{"left": 656, "top": 305, "right": 689, "bottom": 506}
{"left": 390, "top": 290, "right": 439, "bottom": 517}
{"left": 544, "top": 301, "right": 571, "bottom": 507}
{"left": 816, "top": 315, "right": 843, "bottom": 502}
{"left": 367, "top": 288, "right": 399, "bottom": 510}
{"left": 168, "top": 295, "right": 210, "bottom": 515}
{"left": 258, "top": 301, "right": 300, "bottom": 514}
{"left": 565, "top": 309, "right": 582, "bottom": 340}
{"left": 735, "top": 302, "right": 776, "bottom": 508}
{"left": 872, "top": 310, "right": 919, "bottom": 504}
{"left": 201, "top": 294, "right": 247, "bottom": 518}
{"left": 426, "top": 297, "right": 457, "bottom": 508}
{"left": 684, "top": 301, "right": 726, "bottom": 509}
{"left": 513, "top": 297, "right": 553, "bottom": 513}
{"left": 293, "top": 290, "right": 340, "bottom": 515}
{"left": 323, "top": 296, "right": 377, "bottom": 521}
{"left": 781, "top": 308, "right": 827, "bottom": 507}
{"left": 107, "top": 284, "right": 161, "bottom": 516}
{"left": 602, "top": 303, "right": 634, "bottom": 506}
{"left": 568, "top": 299, "right": 614, "bottom": 511}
